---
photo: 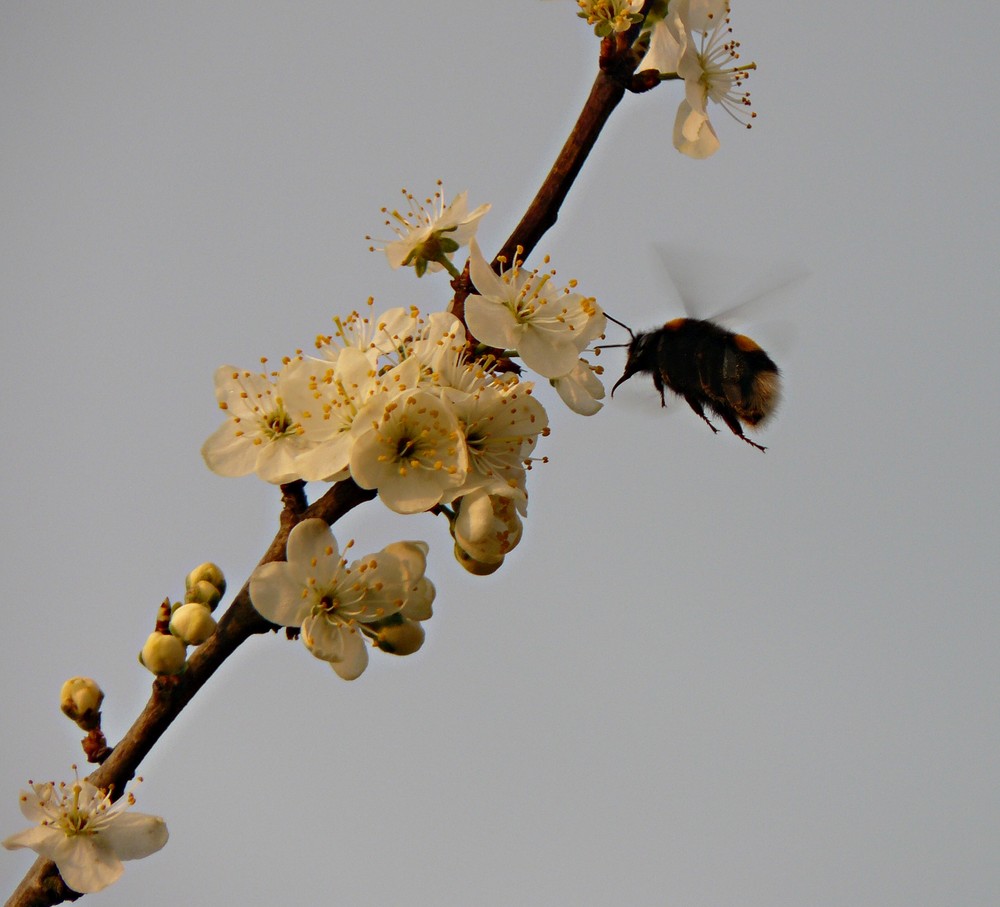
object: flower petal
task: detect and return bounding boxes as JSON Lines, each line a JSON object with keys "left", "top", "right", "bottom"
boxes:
{"left": 302, "top": 616, "right": 370, "bottom": 680}
{"left": 685, "top": 0, "right": 729, "bottom": 33}
{"left": 329, "top": 630, "right": 370, "bottom": 681}
{"left": 249, "top": 562, "right": 309, "bottom": 627}
{"left": 50, "top": 834, "right": 123, "bottom": 893}
{"left": 515, "top": 325, "right": 581, "bottom": 378}
{"left": 3, "top": 824, "right": 60, "bottom": 853}
{"left": 286, "top": 518, "right": 340, "bottom": 567}
{"left": 100, "top": 813, "right": 169, "bottom": 861}
{"left": 255, "top": 440, "right": 307, "bottom": 485}
{"left": 467, "top": 239, "right": 507, "bottom": 300}
{"left": 673, "top": 99, "right": 720, "bottom": 159}
{"left": 200, "top": 422, "right": 259, "bottom": 478}
{"left": 638, "top": 18, "right": 684, "bottom": 73}
{"left": 464, "top": 295, "right": 518, "bottom": 350}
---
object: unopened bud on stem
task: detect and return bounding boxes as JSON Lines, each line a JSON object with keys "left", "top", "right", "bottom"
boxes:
{"left": 185, "top": 562, "right": 227, "bottom": 599}
{"left": 59, "top": 677, "right": 104, "bottom": 730}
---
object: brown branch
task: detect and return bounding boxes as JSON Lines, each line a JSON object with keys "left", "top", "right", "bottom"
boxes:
{"left": 451, "top": 32, "right": 647, "bottom": 340}
{"left": 493, "top": 31, "right": 648, "bottom": 268}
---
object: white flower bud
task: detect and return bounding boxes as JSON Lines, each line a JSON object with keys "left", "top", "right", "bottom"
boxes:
{"left": 139, "top": 632, "right": 187, "bottom": 676}
{"left": 454, "top": 542, "right": 504, "bottom": 576}
{"left": 375, "top": 617, "right": 426, "bottom": 656}
{"left": 59, "top": 677, "right": 104, "bottom": 730}
{"left": 169, "top": 602, "right": 217, "bottom": 646}
{"left": 453, "top": 491, "right": 523, "bottom": 563}
{"left": 184, "top": 579, "right": 223, "bottom": 610}
{"left": 185, "top": 562, "right": 226, "bottom": 598}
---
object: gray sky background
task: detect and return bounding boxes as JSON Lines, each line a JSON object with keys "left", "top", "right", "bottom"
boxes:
{"left": 2, "top": 3, "right": 998, "bottom": 905}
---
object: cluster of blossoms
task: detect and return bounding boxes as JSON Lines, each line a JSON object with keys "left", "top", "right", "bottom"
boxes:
{"left": 580, "top": 0, "right": 755, "bottom": 159}
{"left": 201, "top": 304, "right": 553, "bottom": 515}
{"left": 3, "top": 769, "right": 167, "bottom": 893}
{"left": 202, "top": 186, "right": 608, "bottom": 511}
{"left": 202, "top": 185, "right": 607, "bottom": 675}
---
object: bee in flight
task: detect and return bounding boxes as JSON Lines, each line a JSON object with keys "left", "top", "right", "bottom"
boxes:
{"left": 604, "top": 313, "right": 782, "bottom": 452}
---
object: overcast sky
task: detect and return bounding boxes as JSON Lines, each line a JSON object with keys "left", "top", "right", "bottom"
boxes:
{"left": 3, "top": 2, "right": 999, "bottom": 905}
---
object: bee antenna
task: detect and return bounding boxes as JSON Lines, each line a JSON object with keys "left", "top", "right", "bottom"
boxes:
{"left": 603, "top": 312, "right": 635, "bottom": 338}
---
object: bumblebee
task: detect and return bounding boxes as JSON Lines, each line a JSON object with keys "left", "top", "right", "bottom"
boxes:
{"left": 608, "top": 315, "right": 781, "bottom": 452}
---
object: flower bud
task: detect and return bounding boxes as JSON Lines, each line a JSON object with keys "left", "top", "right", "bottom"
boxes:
{"left": 453, "top": 491, "right": 522, "bottom": 564}
{"left": 453, "top": 542, "right": 504, "bottom": 576}
{"left": 374, "top": 615, "right": 426, "bottom": 656}
{"left": 59, "top": 677, "right": 104, "bottom": 730}
{"left": 185, "top": 562, "right": 226, "bottom": 598}
{"left": 169, "top": 602, "right": 217, "bottom": 646}
{"left": 139, "top": 632, "right": 187, "bottom": 676}
{"left": 184, "top": 579, "right": 223, "bottom": 610}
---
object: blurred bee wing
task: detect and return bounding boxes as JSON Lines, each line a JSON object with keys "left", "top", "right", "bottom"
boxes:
{"left": 710, "top": 269, "right": 811, "bottom": 327}
{"left": 650, "top": 243, "right": 715, "bottom": 317}
{"left": 651, "top": 243, "right": 810, "bottom": 326}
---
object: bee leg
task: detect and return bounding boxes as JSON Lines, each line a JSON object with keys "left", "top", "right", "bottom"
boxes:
{"left": 683, "top": 395, "right": 719, "bottom": 434}
{"left": 653, "top": 371, "right": 668, "bottom": 407}
{"left": 718, "top": 411, "right": 767, "bottom": 453}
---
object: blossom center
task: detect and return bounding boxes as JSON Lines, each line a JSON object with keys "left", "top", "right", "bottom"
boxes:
{"left": 316, "top": 592, "right": 347, "bottom": 623}
{"left": 259, "top": 402, "right": 298, "bottom": 440}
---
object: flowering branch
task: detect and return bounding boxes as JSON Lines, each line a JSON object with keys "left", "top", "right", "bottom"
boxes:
{"left": 7, "top": 34, "right": 644, "bottom": 907}
{"left": 6, "top": 2, "right": 761, "bottom": 901}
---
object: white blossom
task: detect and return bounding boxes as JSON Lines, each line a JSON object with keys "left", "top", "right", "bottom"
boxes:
{"left": 200, "top": 360, "right": 313, "bottom": 484}
{"left": 286, "top": 349, "right": 422, "bottom": 483}
{"left": 325, "top": 304, "right": 423, "bottom": 360}
{"left": 444, "top": 378, "right": 547, "bottom": 507}
{"left": 249, "top": 519, "right": 434, "bottom": 679}
{"left": 202, "top": 301, "right": 551, "bottom": 522}
{"left": 372, "top": 183, "right": 490, "bottom": 276}
{"left": 3, "top": 772, "right": 167, "bottom": 894}
{"left": 465, "top": 240, "right": 605, "bottom": 379}
{"left": 349, "top": 389, "right": 469, "bottom": 514}
{"left": 639, "top": 0, "right": 755, "bottom": 159}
